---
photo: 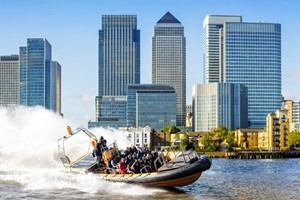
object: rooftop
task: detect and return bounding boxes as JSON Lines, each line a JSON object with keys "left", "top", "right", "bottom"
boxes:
{"left": 157, "top": 12, "right": 181, "bottom": 24}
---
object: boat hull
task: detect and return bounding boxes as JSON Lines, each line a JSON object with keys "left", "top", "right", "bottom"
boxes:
{"left": 97, "top": 155, "right": 211, "bottom": 187}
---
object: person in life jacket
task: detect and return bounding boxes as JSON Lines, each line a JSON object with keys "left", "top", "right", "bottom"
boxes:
{"left": 92, "top": 139, "right": 103, "bottom": 168}
{"left": 118, "top": 158, "right": 127, "bottom": 174}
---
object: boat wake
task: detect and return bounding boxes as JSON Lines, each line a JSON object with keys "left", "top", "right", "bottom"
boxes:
{"left": 0, "top": 106, "right": 164, "bottom": 197}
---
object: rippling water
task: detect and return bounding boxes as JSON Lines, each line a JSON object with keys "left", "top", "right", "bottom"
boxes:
{"left": 1, "top": 107, "right": 300, "bottom": 199}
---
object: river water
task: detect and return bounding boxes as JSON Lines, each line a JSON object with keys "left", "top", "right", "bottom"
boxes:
{"left": 1, "top": 107, "right": 300, "bottom": 199}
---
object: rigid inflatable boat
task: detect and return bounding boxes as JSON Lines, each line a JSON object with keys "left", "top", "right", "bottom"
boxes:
{"left": 57, "top": 127, "right": 211, "bottom": 187}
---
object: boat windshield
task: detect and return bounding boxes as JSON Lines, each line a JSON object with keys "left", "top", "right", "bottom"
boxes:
{"left": 58, "top": 128, "right": 95, "bottom": 166}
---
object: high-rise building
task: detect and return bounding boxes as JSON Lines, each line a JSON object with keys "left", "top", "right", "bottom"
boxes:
{"left": 20, "top": 38, "right": 60, "bottom": 112}
{"left": 93, "top": 15, "right": 140, "bottom": 127}
{"left": 0, "top": 55, "right": 19, "bottom": 107}
{"left": 51, "top": 61, "right": 61, "bottom": 114}
{"left": 152, "top": 12, "right": 186, "bottom": 127}
{"left": 192, "top": 83, "right": 248, "bottom": 132}
{"left": 127, "top": 84, "right": 176, "bottom": 131}
{"left": 203, "top": 15, "right": 282, "bottom": 128}
{"left": 203, "top": 15, "right": 242, "bottom": 83}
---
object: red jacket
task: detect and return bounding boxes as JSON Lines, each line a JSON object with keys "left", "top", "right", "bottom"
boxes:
{"left": 118, "top": 161, "right": 127, "bottom": 174}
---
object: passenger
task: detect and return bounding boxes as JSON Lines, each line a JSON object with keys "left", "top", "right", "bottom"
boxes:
{"left": 99, "top": 136, "right": 107, "bottom": 150}
{"left": 123, "top": 147, "right": 131, "bottom": 157}
{"left": 130, "top": 158, "right": 142, "bottom": 173}
{"left": 152, "top": 148, "right": 159, "bottom": 157}
{"left": 92, "top": 139, "right": 102, "bottom": 168}
{"left": 126, "top": 154, "right": 135, "bottom": 169}
{"left": 136, "top": 147, "right": 144, "bottom": 159}
{"left": 118, "top": 158, "right": 127, "bottom": 174}
{"left": 145, "top": 154, "right": 154, "bottom": 169}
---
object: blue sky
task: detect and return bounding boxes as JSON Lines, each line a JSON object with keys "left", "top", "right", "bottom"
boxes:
{"left": 1, "top": 0, "right": 299, "bottom": 126}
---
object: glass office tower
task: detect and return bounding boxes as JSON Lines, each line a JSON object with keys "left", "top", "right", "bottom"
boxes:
{"left": 192, "top": 83, "right": 248, "bottom": 132}
{"left": 127, "top": 84, "right": 176, "bottom": 131}
{"left": 152, "top": 12, "right": 186, "bottom": 127}
{"left": 0, "top": 55, "right": 19, "bottom": 107}
{"left": 203, "top": 15, "right": 281, "bottom": 128}
{"left": 203, "top": 15, "right": 242, "bottom": 83}
{"left": 224, "top": 22, "right": 281, "bottom": 128}
{"left": 20, "top": 38, "right": 53, "bottom": 110}
{"left": 92, "top": 15, "right": 140, "bottom": 127}
{"left": 98, "top": 15, "right": 140, "bottom": 97}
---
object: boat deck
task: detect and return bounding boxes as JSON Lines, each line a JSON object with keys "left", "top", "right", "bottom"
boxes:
{"left": 71, "top": 154, "right": 96, "bottom": 169}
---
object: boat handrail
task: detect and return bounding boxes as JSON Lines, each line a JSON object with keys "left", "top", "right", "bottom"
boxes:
{"left": 140, "top": 165, "right": 152, "bottom": 174}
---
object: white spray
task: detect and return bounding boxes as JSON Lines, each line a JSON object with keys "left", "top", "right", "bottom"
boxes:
{"left": 0, "top": 106, "right": 163, "bottom": 196}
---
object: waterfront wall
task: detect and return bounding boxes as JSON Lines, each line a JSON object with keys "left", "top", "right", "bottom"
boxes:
{"left": 201, "top": 151, "right": 300, "bottom": 159}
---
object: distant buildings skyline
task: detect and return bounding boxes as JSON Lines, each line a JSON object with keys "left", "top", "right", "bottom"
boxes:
{"left": 0, "top": 12, "right": 295, "bottom": 133}
{"left": 19, "top": 38, "right": 61, "bottom": 113}
{"left": 0, "top": 38, "right": 61, "bottom": 114}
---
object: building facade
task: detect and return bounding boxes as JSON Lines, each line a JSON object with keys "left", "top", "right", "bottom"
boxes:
{"left": 0, "top": 55, "right": 19, "bottom": 107}
{"left": 192, "top": 83, "right": 248, "bottom": 132}
{"left": 152, "top": 12, "right": 186, "bottom": 127}
{"left": 235, "top": 128, "right": 261, "bottom": 149}
{"left": 119, "top": 126, "right": 152, "bottom": 148}
{"left": 127, "top": 84, "right": 176, "bottom": 131}
{"left": 19, "top": 38, "right": 59, "bottom": 112}
{"left": 51, "top": 61, "right": 61, "bottom": 114}
{"left": 258, "top": 130, "right": 268, "bottom": 150}
{"left": 94, "top": 15, "right": 140, "bottom": 127}
{"left": 203, "top": 15, "right": 242, "bottom": 83}
{"left": 266, "top": 110, "right": 289, "bottom": 150}
{"left": 89, "top": 96, "right": 127, "bottom": 128}
{"left": 284, "top": 100, "right": 300, "bottom": 132}
{"left": 203, "top": 15, "right": 282, "bottom": 128}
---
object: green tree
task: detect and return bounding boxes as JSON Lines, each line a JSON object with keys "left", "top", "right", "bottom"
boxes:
{"left": 213, "top": 126, "right": 237, "bottom": 149}
{"left": 180, "top": 134, "right": 194, "bottom": 150}
{"left": 288, "top": 131, "right": 300, "bottom": 148}
{"left": 201, "top": 131, "right": 218, "bottom": 151}
{"left": 162, "top": 125, "right": 180, "bottom": 133}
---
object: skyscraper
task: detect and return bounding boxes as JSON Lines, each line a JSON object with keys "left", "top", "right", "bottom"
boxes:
{"left": 0, "top": 55, "right": 19, "bottom": 107}
{"left": 20, "top": 38, "right": 60, "bottom": 112}
{"left": 203, "top": 15, "right": 242, "bottom": 83}
{"left": 51, "top": 61, "right": 61, "bottom": 114}
{"left": 152, "top": 12, "right": 186, "bottom": 127}
{"left": 204, "top": 15, "right": 282, "bottom": 128}
{"left": 91, "top": 15, "right": 140, "bottom": 127}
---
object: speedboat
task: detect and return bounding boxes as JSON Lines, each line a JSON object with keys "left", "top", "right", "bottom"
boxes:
{"left": 57, "top": 127, "right": 212, "bottom": 187}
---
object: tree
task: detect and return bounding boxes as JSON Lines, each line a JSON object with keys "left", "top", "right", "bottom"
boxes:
{"left": 213, "top": 126, "right": 237, "bottom": 149}
{"left": 201, "top": 131, "right": 218, "bottom": 151}
{"left": 162, "top": 125, "right": 180, "bottom": 133}
{"left": 180, "top": 134, "right": 194, "bottom": 150}
{"left": 288, "top": 131, "right": 300, "bottom": 148}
